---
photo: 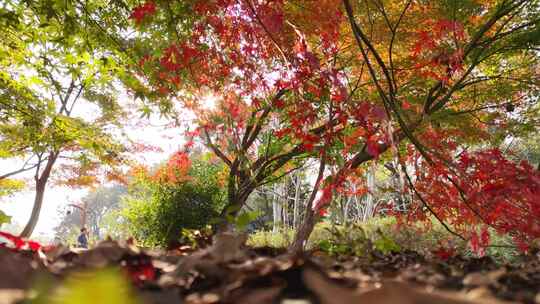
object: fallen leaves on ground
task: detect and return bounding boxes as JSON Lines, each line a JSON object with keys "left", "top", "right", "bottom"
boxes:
{"left": 1, "top": 234, "right": 540, "bottom": 303}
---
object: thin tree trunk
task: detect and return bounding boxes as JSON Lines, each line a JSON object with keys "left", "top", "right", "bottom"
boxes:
{"left": 272, "top": 183, "right": 283, "bottom": 233}
{"left": 20, "top": 152, "right": 58, "bottom": 238}
{"left": 19, "top": 179, "right": 46, "bottom": 238}
{"left": 363, "top": 165, "right": 375, "bottom": 221}
{"left": 81, "top": 201, "right": 88, "bottom": 228}
{"left": 217, "top": 183, "right": 253, "bottom": 231}
{"left": 343, "top": 195, "right": 352, "bottom": 225}
{"left": 290, "top": 205, "right": 316, "bottom": 253}
{"left": 282, "top": 180, "right": 289, "bottom": 228}
{"left": 277, "top": 184, "right": 283, "bottom": 230}
{"left": 355, "top": 194, "right": 361, "bottom": 221}
{"left": 292, "top": 173, "right": 301, "bottom": 229}
{"left": 289, "top": 157, "right": 326, "bottom": 254}
{"left": 272, "top": 184, "right": 277, "bottom": 232}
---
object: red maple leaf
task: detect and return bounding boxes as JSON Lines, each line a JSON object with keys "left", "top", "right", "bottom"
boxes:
{"left": 129, "top": 2, "right": 157, "bottom": 25}
{"left": 0, "top": 231, "right": 41, "bottom": 252}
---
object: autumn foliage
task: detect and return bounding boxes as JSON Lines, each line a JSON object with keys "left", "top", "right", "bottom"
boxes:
{"left": 0, "top": 231, "right": 41, "bottom": 252}
{"left": 408, "top": 146, "right": 540, "bottom": 252}
{"left": 125, "top": 0, "right": 540, "bottom": 251}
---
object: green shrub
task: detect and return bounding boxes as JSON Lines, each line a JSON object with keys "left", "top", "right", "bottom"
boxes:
{"left": 248, "top": 216, "right": 521, "bottom": 263}
{"left": 248, "top": 228, "right": 295, "bottom": 248}
{"left": 121, "top": 155, "right": 226, "bottom": 247}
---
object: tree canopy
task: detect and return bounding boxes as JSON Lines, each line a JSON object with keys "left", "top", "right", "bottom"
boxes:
{"left": 122, "top": 0, "right": 540, "bottom": 251}
{"left": 0, "top": 0, "right": 137, "bottom": 236}
{"left": 0, "top": 0, "right": 539, "bottom": 251}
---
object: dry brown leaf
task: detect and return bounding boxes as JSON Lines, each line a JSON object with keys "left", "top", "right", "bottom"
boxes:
{"left": 463, "top": 269, "right": 506, "bottom": 287}
{"left": 0, "top": 289, "right": 27, "bottom": 304}
{"left": 209, "top": 232, "right": 248, "bottom": 263}
{"left": 302, "top": 267, "right": 509, "bottom": 304}
{"left": 175, "top": 232, "right": 248, "bottom": 276}
{"left": 230, "top": 286, "right": 283, "bottom": 304}
{"left": 75, "top": 240, "right": 133, "bottom": 268}
{"left": 0, "top": 249, "right": 41, "bottom": 289}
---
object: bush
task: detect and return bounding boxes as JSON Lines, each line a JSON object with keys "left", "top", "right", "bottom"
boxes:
{"left": 248, "top": 216, "right": 521, "bottom": 263}
{"left": 121, "top": 154, "right": 226, "bottom": 247}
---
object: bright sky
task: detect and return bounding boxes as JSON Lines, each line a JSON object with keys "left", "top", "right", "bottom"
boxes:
{"left": 1, "top": 100, "right": 187, "bottom": 239}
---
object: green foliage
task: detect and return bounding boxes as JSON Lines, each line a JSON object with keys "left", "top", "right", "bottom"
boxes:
{"left": 314, "top": 223, "right": 400, "bottom": 256}
{"left": 233, "top": 210, "right": 262, "bottom": 232}
{"left": 0, "top": 0, "right": 131, "bottom": 184}
{"left": 99, "top": 209, "right": 131, "bottom": 241}
{"left": 372, "top": 230, "right": 401, "bottom": 255}
{"left": 0, "top": 178, "right": 25, "bottom": 197}
{"left": 177, "top": 227, "right": 213, "bottom": 250}
{"left": 0, "top": 210, "right": 11, "bottom": 226}
{"left": 316, "top": 224, "right": 372, "bottom": 256}
{"left": 121, "top": 156, "right": 226, "bottom": 247}
{"left": 249, "top": 217, "right": 520, "bottom": 263}
{"left": 0, "top": 0, "right": 137, "bottom": 237}
{"left": 248, "top": 228, "right": 295, "bottom": 248}
{"left": 35, "top": 268, "right": 138, "bottom": 304}
{"left": 0, "top": 178, "right": 25, "bottom": 226}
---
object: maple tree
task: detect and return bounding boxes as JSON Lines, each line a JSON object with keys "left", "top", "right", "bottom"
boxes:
{"left": 1, "top": 0, "right": 534, "bottom": 250}
{"left": 127, "top": 0, "right": 368, "bottom": 231}
{"left": 125, "top": 0, "right": 540, "bottom": 252}
{"left": 0, "top": 0, "right": 137, "bottom": 237}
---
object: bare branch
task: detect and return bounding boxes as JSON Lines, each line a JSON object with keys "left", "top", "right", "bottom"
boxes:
{"left": 0, "top": 161, "right": 42, "bottom": 180}
{"left": 203, "top": 128, "right": 233, "bottom": 167}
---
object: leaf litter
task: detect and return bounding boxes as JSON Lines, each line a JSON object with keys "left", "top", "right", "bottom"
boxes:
{"left": 1, "top": 232, "right": 540, "bottom": 303}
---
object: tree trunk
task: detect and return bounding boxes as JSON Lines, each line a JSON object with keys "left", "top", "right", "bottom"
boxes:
{"left": 217, "top": 186, "right": 252, "bottom": 231}
{"left": 19, "top": 179, "right": 46, "bottom": 238}
{"left": 282, "top": 181, "right": 289, "bottom": 228}
{"left": 289, "top": 157, "right": 326, "bottom": 254}
{"left": 272, "top": 183, "right": 282, "bottom": 233}
{"left": 343, "top": 195, "right": 352, "bottom": 225}
{"left": 20, "top": 152, "right": 57, "bottom": 238}
{"left": 81, "top": 201, "right": 88, "bottom": 228}
{"left": 292, "top": 173, "right": 301, "bottom": 229}
{"left": 289, "top": 206, "right": 316, "bottom": 253}
{"left": 272, "top": 186, "right": 278, "bottom": 233}
{"left": 354, "top": 194, "right": 361, "bottom": 221}
{"left": 363, "top": 165, "right": 375, "bottom": 221}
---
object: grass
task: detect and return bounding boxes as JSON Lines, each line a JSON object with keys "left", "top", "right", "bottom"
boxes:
{"left": 248, "top": 216, "right": 522, "bottom": 263}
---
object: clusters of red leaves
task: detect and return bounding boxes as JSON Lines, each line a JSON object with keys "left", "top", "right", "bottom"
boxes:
{"left": 129, "top": 1, "right": 157, "bottom": 25}
{"left": 122, "top": 253, "right": 156, "bottom": 286}
{"left": 131, "top": 0, "right": 385, "bottom": 159}
{"left": 128, "top": 2, "right": 539, "bottom": 257}
{"left": 469, "top": 227, "right": 491, "bottom": 257}
{"left": 411, "top": 19, "right": 466, "bottom": 83}
{"left": 152, "top": 151, "right": 192, "bottom": 184}
{"left": 0, "top": 231, "right": 42, "bottom": 252}
{"left": 313, "top": 168, "right": 369, "bottom": 211}
{"left": 433, "top": 246, "right": 456, "bottom": 261}
{"left": 404, "top": 132, "right": 540, "bottom": 254}
{"left": 129, "top": 2, "right": 411, "bottom": 197}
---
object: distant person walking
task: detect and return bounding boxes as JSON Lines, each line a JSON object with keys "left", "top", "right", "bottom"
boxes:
{"left": 77, "top": 227, "right": 89, "bottom": 248}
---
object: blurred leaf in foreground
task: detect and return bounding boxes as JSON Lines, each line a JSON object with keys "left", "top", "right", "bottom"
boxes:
{"left": 44, "top": 268, "right": 139, "bottom": 304}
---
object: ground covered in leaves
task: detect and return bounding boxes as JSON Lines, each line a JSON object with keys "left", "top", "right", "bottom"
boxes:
{"left": 1, "top": 233, "right": 540, "bottom": 304}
